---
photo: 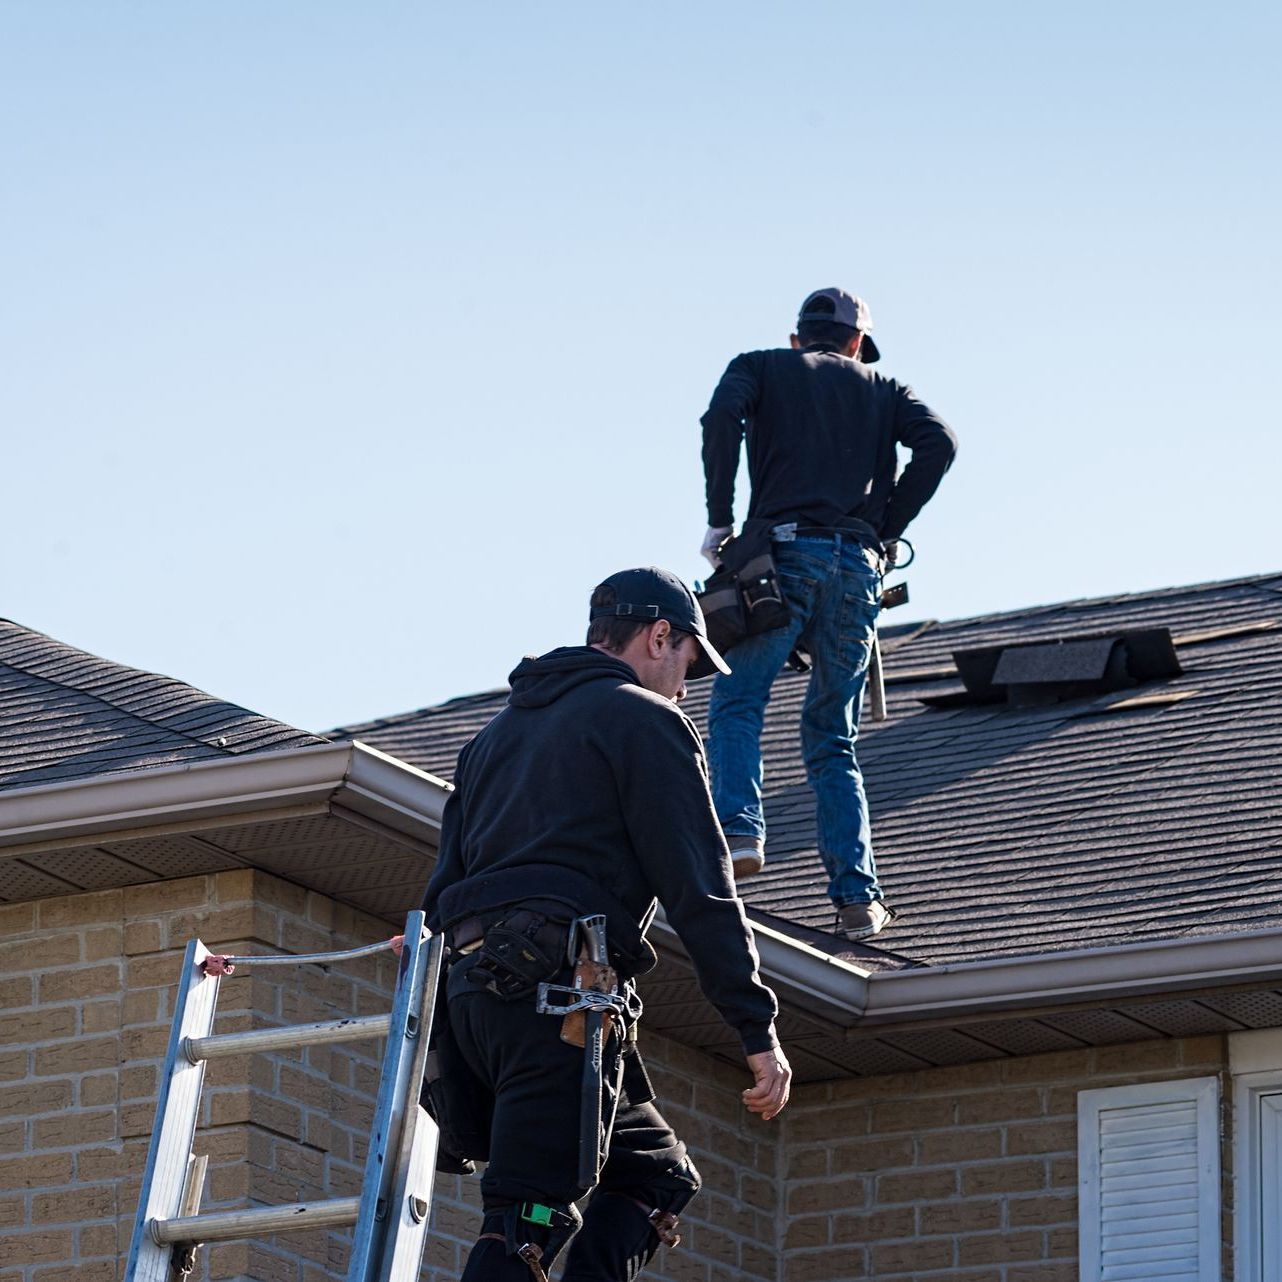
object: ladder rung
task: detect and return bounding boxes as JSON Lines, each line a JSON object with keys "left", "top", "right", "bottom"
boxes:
{"left": 184, "top": 1014, "right": 391, "bottom": 1063}
{"left": 151, "top": 1197, "right": 361, "bottom": 1244}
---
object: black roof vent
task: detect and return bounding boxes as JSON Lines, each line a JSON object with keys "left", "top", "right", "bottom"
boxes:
{"left": 923, "top": 627, "right": 1182, "bottom": 709}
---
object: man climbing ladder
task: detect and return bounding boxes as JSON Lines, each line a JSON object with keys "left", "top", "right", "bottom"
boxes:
{"left": 420, "top": 566, "right": 792, "bottom": 1281}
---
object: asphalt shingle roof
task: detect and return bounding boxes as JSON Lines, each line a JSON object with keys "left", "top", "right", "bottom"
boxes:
{"left": 0, "top": 620, "right": 328, "bottom": 792}
{"left": 334, "top": 573, "right": 1282, "bottom": 968}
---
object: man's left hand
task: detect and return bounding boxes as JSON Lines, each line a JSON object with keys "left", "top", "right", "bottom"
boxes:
{"left": 742, "top": 1047, "right": 792, "bottom": 1120}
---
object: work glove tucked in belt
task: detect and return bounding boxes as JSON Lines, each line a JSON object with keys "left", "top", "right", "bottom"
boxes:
{"left": 700, "top": 525, "right": 733, "bottom": 569}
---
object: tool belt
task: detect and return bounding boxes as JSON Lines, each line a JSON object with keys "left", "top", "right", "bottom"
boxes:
{"left": 696, "top": 519, "right": 790, "bottom": 656}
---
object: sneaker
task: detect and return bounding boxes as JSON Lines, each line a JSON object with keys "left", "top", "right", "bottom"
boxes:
{"left": 728, "top": 838, "right": 765, "bottom": 880}
{"left": 837, "top": 900, "right": 897, "bottom": 941}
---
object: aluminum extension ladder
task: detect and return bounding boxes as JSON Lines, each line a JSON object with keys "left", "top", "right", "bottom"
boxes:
{"left": 124, "top": 910, "right": 444, "bottom": 1282}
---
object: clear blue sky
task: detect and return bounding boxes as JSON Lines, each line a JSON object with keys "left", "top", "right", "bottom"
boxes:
{"left": 3, "top": 3, "right": 1279, "bottom": 733}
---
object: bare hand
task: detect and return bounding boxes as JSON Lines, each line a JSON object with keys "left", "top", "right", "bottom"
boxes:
{"left": 389, "top": 935, "right": 405, "bottom": 957}
{"left": 742, "top": 1047, "right": 792, "bottom": 1120}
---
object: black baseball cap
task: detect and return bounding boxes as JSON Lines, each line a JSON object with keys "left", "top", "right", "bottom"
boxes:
{"left": 590, "top": 567, "right": 731, "bottom": 680}
{"left": 798, "top": 287, "right": 881, "bottom": 363}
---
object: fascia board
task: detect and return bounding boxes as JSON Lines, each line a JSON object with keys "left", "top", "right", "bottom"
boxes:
{"left": 860, "top": 927, "right": 1282, "bottom": 1025}
{"left": 0, "top": 742, "right": 451, "bottom": 853}
{"left": 654, "top": 909, "right": 1282, "bottom": 1033}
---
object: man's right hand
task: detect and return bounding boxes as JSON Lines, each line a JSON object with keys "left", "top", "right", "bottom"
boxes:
{"left": 742, "top": 1047, "right": 792, "bottom": 1120}
{"left": 701, "top": 526, "right": 733, "bottom": 569}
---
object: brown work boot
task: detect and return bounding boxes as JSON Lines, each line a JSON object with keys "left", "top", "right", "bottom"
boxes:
{"left": 837, "top": 900, "right": 897, "bottom": 941}
{"left": 728, "top": 837, "right": 765, "bottom": 880}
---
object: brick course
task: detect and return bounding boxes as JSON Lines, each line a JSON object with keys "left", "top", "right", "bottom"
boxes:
{"left": 780, "top": 1033, "right": 1230, "bottom": 1281}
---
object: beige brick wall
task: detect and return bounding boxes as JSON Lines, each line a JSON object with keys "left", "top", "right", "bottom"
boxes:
{"left": 780, "top": 1034, "right": 1232, "bottom": 1282}
{"left": 0, "top": 875, "right": 779, "bottom": 1282}
{"left": 0, "top": 874, "right": 1240, "bottom": 1282}
{"left": 0, "top": 872, "right": 402, "bottom": 1282}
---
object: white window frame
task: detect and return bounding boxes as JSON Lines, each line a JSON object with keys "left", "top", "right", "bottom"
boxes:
{"left": 1232, "top": 1028, "right": 1282, "bottom": 1282}
{"left": 1078, "top": 1076, "right": 1221, "bottom": 1282}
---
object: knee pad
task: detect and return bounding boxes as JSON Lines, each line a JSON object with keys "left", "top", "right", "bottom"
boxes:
{"left": 560, "top": 1156, "right": 703, "bottom": 1280}
{"left": 471, "top": 1200, "right": 583, "bottom": 1281}
{"left": 633, "top": 1154, "right": 701, "bottom": 1248}
{"left": 646, "top": 1153, "right": 702, "bottom": 1215}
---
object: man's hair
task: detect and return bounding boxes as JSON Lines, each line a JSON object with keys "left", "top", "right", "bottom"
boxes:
{"left": 587, "top": 584, "right": 689, "bottom": 652}
{"left": 796, "top": 293, "right": 859, "bottom": 350}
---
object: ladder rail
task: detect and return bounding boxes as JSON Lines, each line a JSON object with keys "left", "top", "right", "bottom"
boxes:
{"left": 123, "top": 939, "right": 222, "bottom": 1282}
{"left": 346, "top": 912, "right": 439, "bottom": 1282}
{"left": 376, "top": 926, "right": 445, "bottom": 1282}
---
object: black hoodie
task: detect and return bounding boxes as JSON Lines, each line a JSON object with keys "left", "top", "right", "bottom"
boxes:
{"left": 421, "top": 646, "right": 779, "bottom": 1055}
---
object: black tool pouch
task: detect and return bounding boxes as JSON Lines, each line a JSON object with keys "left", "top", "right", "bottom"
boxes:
{"left": 696, "top": 520, "right": 790, "bottom": 656}
{"left": 468, "top": 910, "right": 567, "bottom": 1001}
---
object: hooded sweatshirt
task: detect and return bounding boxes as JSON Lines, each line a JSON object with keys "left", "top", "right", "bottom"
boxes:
{"left": 421, "top": 646, "right": 779, "bottom": 1055}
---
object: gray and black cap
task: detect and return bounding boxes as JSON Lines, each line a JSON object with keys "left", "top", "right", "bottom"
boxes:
{"left": 798, "top": 286, "right": 880, "bottom": 363}
{"left": 590, "top": 567, "right": 731, "bottom": 680}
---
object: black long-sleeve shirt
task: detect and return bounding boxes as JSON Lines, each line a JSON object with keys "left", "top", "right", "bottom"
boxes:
{"left": 421, "top": 646, "right": 780, "bottom": 1056}
{"left": 701, "top": 345, "right": 958, "bottom": 540}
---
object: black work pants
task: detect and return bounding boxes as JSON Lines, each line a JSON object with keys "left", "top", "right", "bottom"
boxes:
{"left": 446, "top": 953, "right": 694, "bottom": 1276}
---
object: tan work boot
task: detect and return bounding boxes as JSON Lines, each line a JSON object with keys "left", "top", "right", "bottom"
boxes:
{"left": 837, "top": 900, "right": 897, "bottom": 941}
{"left": 728, "top": 838, "right": 765, "bottom": 880}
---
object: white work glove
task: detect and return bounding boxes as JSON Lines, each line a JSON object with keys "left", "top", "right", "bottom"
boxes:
{"left": 701, "top": 525, "right": 733, "bottom": 569}
{"left": 882, "top": 539, "right": 902, "bottom": 569}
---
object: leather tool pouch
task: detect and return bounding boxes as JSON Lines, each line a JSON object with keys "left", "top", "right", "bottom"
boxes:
{"left": 696, "top": 520, "right": 790, "bottom": 655}
{"left": 468, "top": 911, "right": 568, "bottom": 1001}
{"left": 559, "top": 957, "right": 619, "bottom": 1048}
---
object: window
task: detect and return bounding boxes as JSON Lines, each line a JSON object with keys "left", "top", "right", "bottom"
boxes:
{"left": 1078, "top": 1077, "right": 1220, "bottom": 1282}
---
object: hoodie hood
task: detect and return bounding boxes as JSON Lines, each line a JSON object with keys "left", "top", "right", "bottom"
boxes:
{"left": 508, "top": 646, "right": 640, "bottom": 709}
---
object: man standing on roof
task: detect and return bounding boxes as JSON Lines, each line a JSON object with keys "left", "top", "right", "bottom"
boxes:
{"left": 700, "top": 287, "right": 957, "bottom": 941}
{"left": 420, "top": 566, "right": 790, "bottom": 1282}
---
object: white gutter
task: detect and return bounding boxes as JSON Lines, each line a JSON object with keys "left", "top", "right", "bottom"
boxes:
{"left": 654, "top": 910, "right": 1282, "bottom": 1032}
{"left": 0, "top": 740, "right": 451, "bottom": 854}
{"left": 859, "top": 926, "right": 1282, "bottom": 1025}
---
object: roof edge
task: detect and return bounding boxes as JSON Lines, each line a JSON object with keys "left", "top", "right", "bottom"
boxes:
{"left": 0, "top": 742, "right": 452, "bottom": 854}
{"left": 860, "top": 925, "right": 1282, "bottom": 1025}
{"left": 655, "top": 915, "right": 1282, "bottom": 1034}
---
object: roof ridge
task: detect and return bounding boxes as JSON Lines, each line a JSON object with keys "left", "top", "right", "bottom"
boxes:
{"left": 332, "top": 686, "right": 510, "bottom": 737}
{"left": 0, "top": 619, "right": 319, "bottom": 757}
{"left": 923, "top": 570, "right": 1282, "bottom": 634}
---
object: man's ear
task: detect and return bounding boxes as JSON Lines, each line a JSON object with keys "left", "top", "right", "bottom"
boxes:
{"left": 647, "top": 619, "right": 671, "bottom": 658}
{"left": 844, "top": 333, "right": 863, "bottom": 359}
{"left": 789, "top": 333, "right": 801, "bottom": 350}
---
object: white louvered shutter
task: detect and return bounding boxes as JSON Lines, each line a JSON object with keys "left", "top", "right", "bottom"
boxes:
{"left": 1078, "top": 1077, "right": 1220, "bottom": 1282}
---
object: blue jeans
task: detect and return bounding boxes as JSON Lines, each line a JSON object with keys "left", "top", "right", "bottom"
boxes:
{"left": 706, "top": 533, "right": 882, "bottom": 908}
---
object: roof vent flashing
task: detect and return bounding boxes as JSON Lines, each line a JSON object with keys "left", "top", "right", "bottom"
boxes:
{"left": 922, "top": 627, "right": 1182, "bottom": 709}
